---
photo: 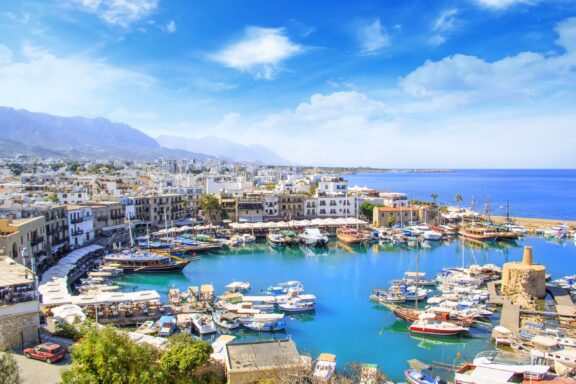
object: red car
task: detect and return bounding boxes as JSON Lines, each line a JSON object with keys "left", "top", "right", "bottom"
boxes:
{"left": 23, "top": 342, "right": 66, "bottom": 364}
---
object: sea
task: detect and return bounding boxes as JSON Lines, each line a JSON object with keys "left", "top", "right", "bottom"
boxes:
{"left": 113, "top": 170, "right": 576, "bottom": 380}
{"left": 346, "top": 169, "right": 576, "bottom": 221}
{"left": 116, "top": 238, "right": 576, "bottom": 380}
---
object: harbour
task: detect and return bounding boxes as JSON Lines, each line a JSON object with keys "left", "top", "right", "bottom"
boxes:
{"left": 106, "top": 235, "right": 576, "bottom": 381}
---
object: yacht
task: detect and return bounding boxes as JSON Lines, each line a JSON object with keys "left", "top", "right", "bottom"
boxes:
{"left": 278, "top": 297, "right": 315, "bottom": 312}
{"left": 422, "top": 230, "right": 443, "bottom": 241}
{"left": 156, "top": 315, "right": 177, "bottom": 337}
{"left": 298, "top": 227, "right": 329, "bottom": 247}
{"left": 242, "top": 313, "right": 286, "bottom": 332}
{"left": 190, "top": 313, "right": 218, "bottom": 335}
{"left": 405, "top": 369, "right": 443, "bottom": 384}
{"left": 313, "top": 353, "right": 336, "bottom": 382}
{"left": 225, "top": 281, "right": 251, "bottom": 293}
{"left": 212, "top": 311, "right": 241, "bottom": 330}
{"left": 103, "top": 251, "right": 190, "bottom": 273}
{"left": 409, "top": 313, "right": 469, "bottom": 336}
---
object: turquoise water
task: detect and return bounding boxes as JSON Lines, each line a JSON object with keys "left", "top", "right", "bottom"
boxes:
{"left": 347, "top": 169, "right": 576, "bottom": 220}
{"left": 115, "top": 237, "right": 576, "bottom": 380}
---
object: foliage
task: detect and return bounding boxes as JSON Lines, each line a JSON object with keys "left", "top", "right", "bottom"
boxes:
{"left": 455, "top": 194, "right": 463, "bottom": 207}
{"left": 52, "top": 320, "right": 84, "bottom": 341}
{"left": 307, "top": 180, "right": 319, "bottom": 196}
{"left": 0, "top": 352, "right": 21, "bottom": 384}
{"left": 7, "top": 164, "right": 24, "bottom": 176}
{"left": 360, "top": 202, "right": 380, "bottom": 221}
{"left": 387, "top": 215, "right": 397, "bottom": 227}
{"left": 61, "top": 327, "right": 163, "bottom": 384}
{"left": 160, "top": 334, "right": 214, "bottom": 384}
{"left": 199, "top": 194, "right": 221, "bottom": 224}
{"left": 430, "top": 193, "right": 438, "bottom": 206}
{"left": 46, "top": 192, "right": 60, "bottom": 203}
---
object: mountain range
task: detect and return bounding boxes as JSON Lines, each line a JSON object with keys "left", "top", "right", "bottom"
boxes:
{"left": 0, "top": 107, "right": 289, "bottom": 164}
{"left": 156, "top": 135, "right": 291, "bottom": 165}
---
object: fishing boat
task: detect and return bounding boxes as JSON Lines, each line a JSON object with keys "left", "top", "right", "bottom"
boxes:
{"left": 135, "top": 320, "right": 157, "bottom": 335}
{"left": 422, "top": 230, "right": 443, "bottom": 241}
{"left": 226, "top": 281, "right": 251, "bottom": 293}
{"left": 103, "top": 251, "right": 190, "bottom": 273}
{"left": 360, "top": 363, "right": 380, "bottom": 384}
{"left": 370, "top": 287, "right": 405, "bottom": 303}
{"left": 313, "top": 353, "right": 336, "bottom": 381}
{"left": 190, "top": 313, "right": 218, "bottom": 335}
{"left": 156, "top": 315, "right": 177, "bottom": 337}
{"left": 212, "top": 311, "right": 241, "bottom": 330}
{"left": 409, "top": 314, "right": 469, "bottom": 336}
{"left": 392, "top": 272, "right": 437, "bottom": 287}
{"left": 267, "top": 232, "right": 289, "bottom": 247}
{"left": 278, "top": 297, "right": 315, "bottom": 312}
{"left": 168, "top": 288, "right": 181, "bottom": 304}
{"left": 298, "top": 227, "right": 329, "bottom": 247}
{"left": 336, "top": 226, "right": 369, "bottom": 244}
{"left": 242, "top": 313, "right": 286, "bottom": 332}
{"left": 405, "top": 369, "right": 442, "bottom": 384}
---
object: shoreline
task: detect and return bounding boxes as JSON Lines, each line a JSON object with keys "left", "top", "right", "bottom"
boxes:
{"left": 491, "top": 216, "right": 576, "bottom": 230}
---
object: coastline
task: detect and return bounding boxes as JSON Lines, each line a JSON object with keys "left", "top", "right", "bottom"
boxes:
{"left": 491, "top": 216, "right": 576, "bottom": 230}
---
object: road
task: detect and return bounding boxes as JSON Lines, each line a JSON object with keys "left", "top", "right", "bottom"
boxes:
{"left": 5, "top": 352, "right": 71, "bottom": 384}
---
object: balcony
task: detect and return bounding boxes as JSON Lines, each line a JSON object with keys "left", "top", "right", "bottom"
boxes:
{"left": 31, "top": 236, "right": 44, "bottom": 246}
{"left": 70, "top": 217, "right": 83, "bottom": 224}
{"left": 72, "top": 229, "right": 84, "bottom": 237}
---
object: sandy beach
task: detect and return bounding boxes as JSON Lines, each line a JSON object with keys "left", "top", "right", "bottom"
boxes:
{"left": 491, "top": 216, "right": 576, "bottom": 230}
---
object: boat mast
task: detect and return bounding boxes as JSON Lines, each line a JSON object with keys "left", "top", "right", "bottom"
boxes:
{"left": 127, "top": 214, "right": 134, "bottom": 248}
{"left": 415, "top": 252, "right": 420, "bottom": 309}
{"left": 484, "top": 196, "right": 491, "bottom": 224}
{"left": 470, "top": 195, "right": 476, "bottom": 227}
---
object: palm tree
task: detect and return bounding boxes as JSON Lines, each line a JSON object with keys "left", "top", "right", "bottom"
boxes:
{"left": 199, "top": 194, "right": 220, "bottom": 225}
{"left": 455, "top": 194, "right": 463, "bottom": 208}
{"left": 430, "top": 193, "right": 438, "bottom": 206}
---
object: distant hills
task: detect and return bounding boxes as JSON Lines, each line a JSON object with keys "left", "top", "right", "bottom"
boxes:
{"left": 156, "top": 135, "right": 292, "bottom": 165}
{"left": 0, "top": 107, "right": 290, "bottom": 164}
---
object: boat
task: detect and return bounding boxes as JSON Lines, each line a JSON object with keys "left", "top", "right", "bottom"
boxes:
{"left": 513, "top": 335, "right": 576, "bottom": 367}
{"left": 458, "top": 226, "right": 498, "bottom": 241}
{"left": 225, "top": 281, "right": 251, "bottom": 293}
{"left": 405, "top": 369, "right": 442, "bottom": 384}
{"left": 278, "top": 297, "right": 315, "bottom": 312}
{"left": 392, "top": 272, "right": 437, "bottom": 287}
{"left": 267, "top": 281, "right": 304, "bottom": 295}
{"left": 370, "top": 287, "right": 405, "bottom": 303}
{"left": 190, "top": 313, "right": 218, "bottom": 335}
{"left": 422, "top": 230, "right": 443, "bottom": 241}
{"left": 103, "top": 251, "right": 190, "bottom": 273}
{"left": 409, "top": 315, "right": 469, "bottom": 336}
{"left": 242, "top": 313, "right": 286, "bottom": 332}
{"left": 156, "top": 315, "right": 177, "bottom": 337}
{"left": 212, "top": 311, "right": 241, "bottom": 330}
{"left": 168, "top": 288, "right": 181, "bottom": 304}
{"left": 298, "top": 227, "right": 329, "bottom": 247}
{"left": 210, "top": 335, "right": 236, "bottom": 362}
{"left": 313, "top": 353, "right": 336, "bottom": 381}
{"left": 336, "top": 226, "right": 369, "bottom": 244}
{"left": 135, "top": 320, "right": 157, "bottom": 335}
{"left": 267, "top": 232, "right": 289, "bottom": 247}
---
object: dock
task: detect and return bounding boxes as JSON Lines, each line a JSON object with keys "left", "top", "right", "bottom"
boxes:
{"left": 487, "top": 281, "right": 504, "bottom": 305}
{"left": 500, "top": 300, "right": 521, "bottom": 333}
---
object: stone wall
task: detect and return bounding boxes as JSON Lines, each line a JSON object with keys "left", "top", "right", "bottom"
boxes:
{"left": 0, "top": 310, "right": 40, "bottom": 350}
{"left": 501, "top": 246, "right": 546, "bottom": 308}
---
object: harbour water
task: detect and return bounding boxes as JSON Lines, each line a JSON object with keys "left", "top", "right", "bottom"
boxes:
{"left": 115, "top": 236, "right": 576, "bottom": 380}
{"left": 347, "top": 169, "right": 576, "bottom": 220}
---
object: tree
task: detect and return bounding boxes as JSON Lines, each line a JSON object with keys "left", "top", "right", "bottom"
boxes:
{"left": 46, "top": 192, "right": 60, "bottom": 204}
{"left": 360, "top": 202, "right": 378, "bottom": 222}
{"left": 61, "top": 327, "right": 162, "bottom": 384}
{"left": 387, "top": 215, "right": 397, "bottom": 228}
{"left": 160, "top": 334, "right": 214, "bottom": 384}
{"left": 430, "top": 193, "right": 438, "bottom": 206}
{"left": 455, "top": 194, "right": 463, "bottom": 208}
{"left": 0, "top": 352, "right": 21, "bottom": 384}
{"left": 199, "top": 194, "right": 221, "bottom": 224}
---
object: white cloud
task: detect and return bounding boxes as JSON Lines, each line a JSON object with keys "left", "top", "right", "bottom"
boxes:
{"left": 474, "top": 0, "right": 534, "bottom": 9}
{"left": 211, "top": 27, "right": 303, "bottom": 80}
{"left": 165, "top": 20, "right": 176, "bottom": 33}
{"left": 0, "top": 42, "right": 154, "bottom": 117}
{"left": 0, "top": 44, "right": 12, "bottom": 65}
{"left": 429, "top": 9, "right": 458, "bottom": 46}
{"left": 355, "top": 18, "right": 390, "bottom": 55}
{"left": 73, "top": 0, "right": 158, "bottom": 27}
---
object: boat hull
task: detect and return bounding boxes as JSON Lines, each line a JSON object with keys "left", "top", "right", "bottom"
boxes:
{"left": 409, "top": 325, "right": 465, "bottom": 336}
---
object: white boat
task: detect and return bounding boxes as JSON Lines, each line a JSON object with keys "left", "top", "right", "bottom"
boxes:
{"left": 278, "top": 297, "right": 315, "bottom": 312}
{"left": 409, "top": 313, "right": 469, "bottom": 336}
{"left": 242, "top": 313, "right": 286, "bottom": 332}
{"left": 422, "top": 230, "right": 443, "bottom": 241}
{"left": 226, "top": 281, "right": 251, "bottom": 293}
{"left": 313, "top": 353, "right": 336, "bottom": 381}
{"left": 190, "top": 313, "right": 218, "bottom": 335}
{"left": 298, "top": 227, "right": 329, "bottom": 247}
{"left": 212, "top": 311, "right": 241, "bottom": 329}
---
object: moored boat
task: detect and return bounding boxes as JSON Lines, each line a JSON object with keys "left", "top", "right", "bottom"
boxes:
{"left": 103, "top": 251, "right": 190, "bottom": 273}
{"left": 409, "top": 316, "right": 469, "bottom": 336}
{"left": 190, "top": 313, "right": 218, "bottom": 335}
{"left": 313, "top": 353, "right": 336, "bottom": 382}
{"left": 336, "top": 226, "right": 369, "bottom": 244}
{"left": 298, "top": 227, "right": 329, "bottom": 247}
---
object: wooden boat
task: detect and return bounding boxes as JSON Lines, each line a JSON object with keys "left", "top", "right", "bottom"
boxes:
{"left": 267, "top": 232, "right": 289, "bottom": 247}
{"left": 458, "top": 226, "right": 498, "bottom": 241}
{"left": 313, "top": 353, "right": 336, "bottom": 381}
{"left": 103, "top": 251, "right": 190, "bottom": 273}
{"left": 336, "top": 226, "right": 369, "bottom": 244}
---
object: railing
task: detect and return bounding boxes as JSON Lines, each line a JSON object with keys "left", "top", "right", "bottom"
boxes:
{"left": 72, "top": 229, "right": 84, "bottom": 236}
{"left": 31, "top": 236, "right": 44, "bottom": 246}
{"left": 71, "top": 217, "right": 83, "bottom": 224}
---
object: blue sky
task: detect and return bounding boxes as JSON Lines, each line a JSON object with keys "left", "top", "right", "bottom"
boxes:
{"left": 0, "top": 0, "right": 575, "bottom": 167}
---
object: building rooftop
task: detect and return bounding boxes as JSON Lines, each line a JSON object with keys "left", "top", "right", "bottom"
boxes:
{"left": 225, "top": 339, "right": 305, "bottom": 372}
{"left": 375, "top": 206, "right": 420, "bottom": 212}
{"left": 0, "top": 256, "right": 34, "bottom": 287}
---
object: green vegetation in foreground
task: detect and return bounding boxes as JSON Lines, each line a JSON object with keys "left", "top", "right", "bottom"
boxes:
{"left": 0, "top": 351, "right": 21, "bottom": 384}
{"left": 61, "top": 327, "right": 222, "bottom": 384}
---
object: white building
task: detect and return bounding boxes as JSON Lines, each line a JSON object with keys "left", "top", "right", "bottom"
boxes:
{"left": 318, "top": 177, "right": 348, "bottom": 194}
{"left": 205, "top": 176, "right": 252, "bottom": 196}
{"left": 262, "top": 195, "right": 279, "bottom": 218}
{"left": 380, "top": 192, "right": 409, "bottom": 207}
{"left": 57, "top": 191, "right": 90, "bottom": 205}
{"left": 66, "top": 206, "right": 94, "bottom": 248}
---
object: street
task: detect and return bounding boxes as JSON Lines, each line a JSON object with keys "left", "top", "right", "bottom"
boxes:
{"left": 4, "top": 352, "right": 71, "bottom": 384}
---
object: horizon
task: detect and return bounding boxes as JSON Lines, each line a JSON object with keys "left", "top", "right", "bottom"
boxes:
{"left": 0, "top": 1, "right": 575, "bottom": 167}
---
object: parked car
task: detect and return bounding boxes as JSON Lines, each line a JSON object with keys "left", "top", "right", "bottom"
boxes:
{"left": 23, "top": 342, "right": 66, "bottom": 364}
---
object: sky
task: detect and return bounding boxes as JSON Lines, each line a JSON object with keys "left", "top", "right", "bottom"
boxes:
{"left": 0, "top": 0, "right": 575, "bottom": 168}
